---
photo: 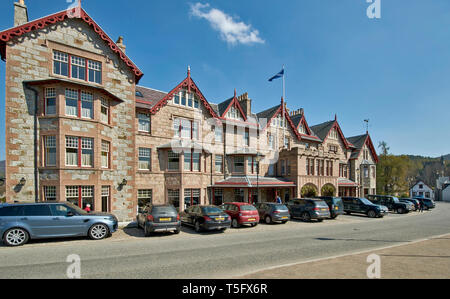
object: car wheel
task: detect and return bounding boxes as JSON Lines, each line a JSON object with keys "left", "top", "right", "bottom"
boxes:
{"left": 330, "top": 215, "right": 338, "bottom": 219}
{"left": 88, "top": 223, "right": 109, "bottom": 240}
{"left": 396, "top": 208, "right": 404, "bottom": 214}
{"left": 194, "top": 221, "right": 202, "bottom": 233}
{"left": 367, "top": 210, "right": 376, "bottom": 218}
{"left": 3, "top": 228, "right": 29, "bottom": 247}
{"left": 345, "top": 211, "right": 351, "bottom": 215}
{"left": 317, "top": 219, "right": 324, "bottom": 223}
{"left": 265, "top": 216, "right": 272, "bottom": 224}
{"left": 301, "top": 212, "right": 311, "bottom": 222}
{"left": 173, "top": 228, "right": 180, "bottom": 234}
{"left": 232, "top": 219, "right": 240, "bottom": 228}
{"left": 251, "top": 223, "right": 258, "bottom": 227}
{"left": 281, "top": 221, "right": 288, "bottom": 224}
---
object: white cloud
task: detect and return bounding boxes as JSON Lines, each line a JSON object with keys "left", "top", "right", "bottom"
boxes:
{"left": 189, "top": 3, "right": 265, "bottom": 46}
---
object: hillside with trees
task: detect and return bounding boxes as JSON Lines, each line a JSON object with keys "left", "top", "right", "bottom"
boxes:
{"left": 376, "top": 143, "right": 449, "bottom": 196}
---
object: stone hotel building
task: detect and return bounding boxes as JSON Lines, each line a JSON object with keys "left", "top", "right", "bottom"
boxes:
{"left": 1, "top": 2, "right": 378, "bottom": 221}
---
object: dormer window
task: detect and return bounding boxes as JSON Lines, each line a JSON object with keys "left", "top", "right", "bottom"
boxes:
{"left": 298, "top": 124, "right": 306, "bottom": 134}
{"left": 136, "top": 91, "right": 144, "bottom": 98}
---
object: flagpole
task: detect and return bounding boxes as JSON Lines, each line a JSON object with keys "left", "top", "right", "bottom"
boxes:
{"left": 282, "top": 65, "right": 286, "bottom": 148}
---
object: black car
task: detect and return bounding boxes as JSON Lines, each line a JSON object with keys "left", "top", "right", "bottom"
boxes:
{"left": 414, "top": 197, "right": 436, "bottom": 210}
{"left": 254, "top": 202, "right": 290, "bottom": 224}
{"left": 342, "top": 197, "right": 389, "bottom": 218}
{"left": 286, "top": 199, "right": 330, "bottom": 222}
{"left": 314, "top": 196, "right": 344, "bottom": 219}
{"left": 137, "top": 204, "right": 181, "bottom": 236}
{"left": 180, "top": 205, "right": 231, "bottom": 232}
{"left": 400, "top": 198, "right": 420, "bottom": 211}
{"left": 366, "top": 195, "right": 413, "bottom": 214}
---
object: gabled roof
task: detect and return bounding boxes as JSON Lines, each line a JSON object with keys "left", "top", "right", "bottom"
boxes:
{"left": 0, "top": 7, "right": 144, "bottom": 83}
{"left": 150, "top": 69, "right": 219, "bottom": 118}
{"left": 256, "top": 104, "right": 281, "bottom": 123}
{"left": 310, "top": 119, "right": 352, "bottom": 148}
{"left": 216, "top": 90, "right": 247, "bottom": 121}
{"left": 346, "top": 133, "right": 379, "bottom": 163}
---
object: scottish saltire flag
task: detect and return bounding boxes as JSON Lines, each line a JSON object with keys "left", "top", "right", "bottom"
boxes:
{"left": 268, "top": 68, "right": 284, "bottom": 82}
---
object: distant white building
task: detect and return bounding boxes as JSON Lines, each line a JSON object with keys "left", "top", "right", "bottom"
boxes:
{"left": 410, "top": 180, "right": 434, "bottom": 200}
{"left": 437, "top": 177, "right": 450, "bottom": 202}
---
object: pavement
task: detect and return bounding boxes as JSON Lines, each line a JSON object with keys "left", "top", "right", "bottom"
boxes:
{"left": 239, "top": 233, "right": 450, "bottom": 279}
{"left": 1, "top": 202, "right": 450, "bottom": 279}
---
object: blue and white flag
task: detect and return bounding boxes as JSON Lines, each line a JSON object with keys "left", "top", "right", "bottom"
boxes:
{"left": 268, "top": 68, "right": 284, "bottom": 82}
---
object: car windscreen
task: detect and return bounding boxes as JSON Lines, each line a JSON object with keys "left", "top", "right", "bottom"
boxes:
{"left": 359, "top": 198, "right": 374, "bottom": 205}
{"left": 392, "top": 197, "right": 400, "bottom": 203}
{"left": 272, "top": 204, "right": 288, "bottom": 211}
{"left": 201, "top": 206, "right": 224, "bottom": 215}
{"left": 152, "top": 206, "right": 177, "bottom": 214}
{"left": 240, "top": 205, "right": 257, "bottom": 211}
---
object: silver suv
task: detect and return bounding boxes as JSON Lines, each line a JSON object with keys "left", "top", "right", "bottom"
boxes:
{"left": 0, "top": 202, "right": 118, "bottom": 246}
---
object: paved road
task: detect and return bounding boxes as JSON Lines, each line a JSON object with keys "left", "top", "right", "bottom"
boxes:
{"left": 1, "top": 202, "right": 450, "bottom": 279}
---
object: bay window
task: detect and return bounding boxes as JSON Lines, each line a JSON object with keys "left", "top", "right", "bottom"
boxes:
{"left": 88, "top": 60, "right": 102, "bottom": 84}
{"left": 44, "top": 186, "right": 57, "bottom": 201}
{"left": 215, "top": 155, "right": 223, "bottom": 173}
{"left": 81, "top": 91, "right": 93, "bottom": 119}
{"left": 45, "top": 88, "right": 56, "bottom": 115}
{"left": 65, "top": 88, "right": 78, "bottom": 117}
{"left": 44, "top": 136, "right": 57, "bottom": 167}
{"left": 81, "top": 138, "right": 94, "bottom": 167}
{"left": 65, "top": 136, "right": 93, "bottom": 168}
{"left": 100, "top": 98, "right": 109, "bottom": 124}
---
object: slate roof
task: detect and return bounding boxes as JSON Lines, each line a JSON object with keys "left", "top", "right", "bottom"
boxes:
{"left": 346, "top": 134, "right": 368, "bottom": 150}
{"left": 310, "top": 120, "right": 335, "bottom": 141}
{"left": 290, "top": 113, "right": 304, "bottom": 128}
{"left": 256, "top": 104, "right": 281, "bottom": 122}
{"left": 135, "top": 85, "right": 167, "bottom": 109}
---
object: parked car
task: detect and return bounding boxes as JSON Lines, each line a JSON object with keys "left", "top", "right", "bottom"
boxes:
{"left": 366, "top": 195, "right": 413, "bottom": 214}
{"left": 399, "top": 198, "right": 420, "bottom": 211}
{"left": 314, "top": 196, "right": 344, "bottom": 219}
{"left": 0, "top": 202, "right": 118, "bottom": 246}
{"left": 254, "top": 202, "right": 290, "bottom": 224}
{"left": 414, "top": 197, "right": 436, "bottom": 210}
{"left": 287, "top": 199, "right": 330, "bottom": 222}
{"left": 342, "top": 197, "right": 389, "bottom": 218}
{"left": 137, "top": 204, "right": 181, "bottom": 236}
{"left": 180, "top": 205, "right": 231, "bottom": 232}
{"left": 220, "top": 202, "right": 259, "bottom": 228}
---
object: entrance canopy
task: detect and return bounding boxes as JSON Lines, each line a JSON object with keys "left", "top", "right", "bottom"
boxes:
{"left": 212, "top": 176, "right": 296, "bottom": 188}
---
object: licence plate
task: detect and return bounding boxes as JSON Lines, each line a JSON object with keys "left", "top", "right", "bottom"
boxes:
{"left": 281, "top": 216, "right": 288, "bottom": 219}
{"left": 248, "top": 218, "right": 256, "bottom": 221}
{"left": 321, "top": 208, "right": 327, "bottom": 211}
{"left": 159, "top": 218, "right": 171, "bottom": 222}
{"left": 216, "top": 217, "right": 225, "bottom": 221}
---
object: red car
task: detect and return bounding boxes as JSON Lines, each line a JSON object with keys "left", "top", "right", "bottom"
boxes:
{"left": 220, "top": 202, "right": 259, "bottom": 228}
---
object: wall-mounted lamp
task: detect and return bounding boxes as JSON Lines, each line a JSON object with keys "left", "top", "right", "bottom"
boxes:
{"left": 118, "top": 178, "right": 128, "bottom": 191}
{"left": 19, "top": 177, "right": 26, "bottom": 186}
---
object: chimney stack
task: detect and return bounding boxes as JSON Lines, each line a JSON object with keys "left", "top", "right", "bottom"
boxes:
{"left": 116, "top": 36, "right": 126, "bottom": 53}
{"left": 237, "top": 92, "right": 251, "bottom": 117}
{"left": 14, "top": 0, "right": 28, "bottom": 27}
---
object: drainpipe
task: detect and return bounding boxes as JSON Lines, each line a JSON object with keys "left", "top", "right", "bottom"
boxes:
{"left": 24, "top": 83, "right": 39, "bottom": 203}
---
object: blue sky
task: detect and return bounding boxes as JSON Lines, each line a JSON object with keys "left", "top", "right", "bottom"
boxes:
{"left": 1, "top": 0, "right": 450, "bottom": 160}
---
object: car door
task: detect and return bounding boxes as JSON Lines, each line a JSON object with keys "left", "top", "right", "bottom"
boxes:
{"left": 292, "top": 200, "right": 303, "bottom": 217}
{"left": 48, "top": 204, "right": 86, "bottom": 236}
{"left": 20, "top": 204, "right": 56, "bottom": 238}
